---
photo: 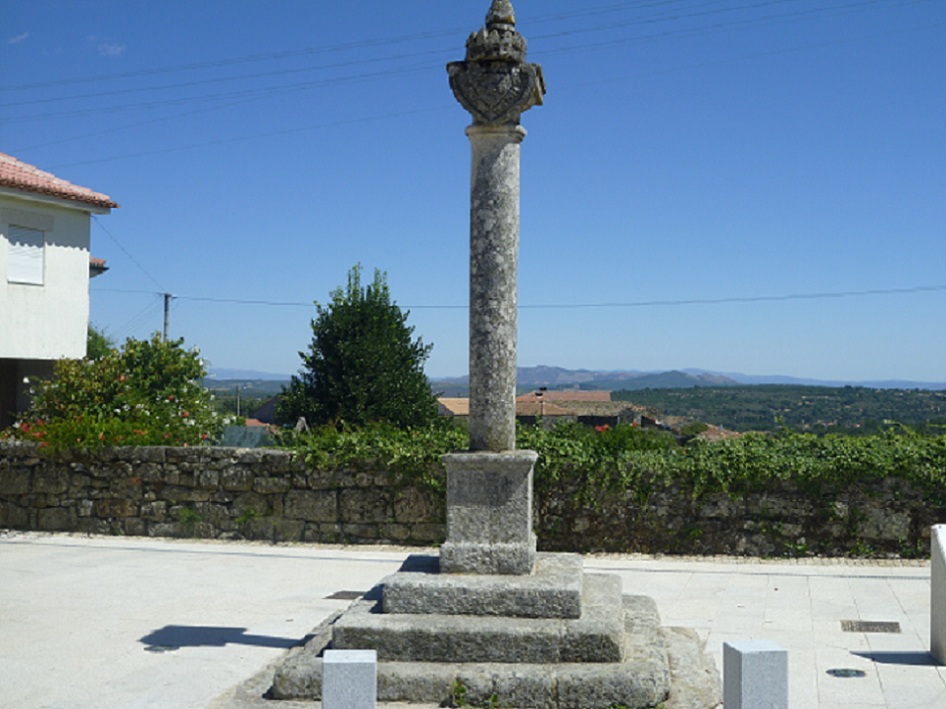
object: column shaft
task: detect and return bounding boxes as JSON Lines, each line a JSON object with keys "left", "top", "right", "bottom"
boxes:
{"left": 467, "top": 124, "right": 525, "bottom": 452}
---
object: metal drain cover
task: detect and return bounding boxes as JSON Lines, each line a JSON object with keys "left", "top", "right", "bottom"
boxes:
{"left": 326, "top": 590, "right": 364, "bottom": 600}
{"left": 841, "top": 620, "right": 901, "bottom": 633}
{"left": 827, "top": 668, "right": 867, "bottom": 678}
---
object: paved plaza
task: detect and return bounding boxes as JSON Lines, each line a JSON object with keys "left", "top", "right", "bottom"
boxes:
{"left": 1, "top": 531, "right": 944, "bottom": 708}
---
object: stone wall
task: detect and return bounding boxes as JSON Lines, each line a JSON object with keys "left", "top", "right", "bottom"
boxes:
{"left": 2, "top": 441, "right": 944, "bottom": 557}
{"left": 0, "top": 441, "right": 444, "bottom": 545}
{"left": 535, "top": 473, "right": 946, "bottom": 558}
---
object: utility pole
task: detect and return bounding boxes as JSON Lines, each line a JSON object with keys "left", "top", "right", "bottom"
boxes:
{"left": 162, "top": 293, "right": 172, "bottom": 342}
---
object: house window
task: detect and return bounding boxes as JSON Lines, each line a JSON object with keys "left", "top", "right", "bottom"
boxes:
{"left": 7, "top": 225, "right": 45, "bottom": 285}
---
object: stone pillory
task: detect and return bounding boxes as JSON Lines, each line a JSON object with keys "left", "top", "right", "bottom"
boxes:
{"left": 269, "top": 5, "right": 721, "bottom": 706}
{"left": 440, "top": 0, "right": 546, "bottom": 577}
{"left": 448, "top": 0, "right": 545, "bottom": 453}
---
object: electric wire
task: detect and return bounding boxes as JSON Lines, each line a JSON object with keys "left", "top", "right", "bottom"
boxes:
{"left": 25, "top": 17, "right": 940, "bottom": 167}
{"left": 5, "top": 0, "right": 935, "bottom": 161}
{"left": 92, "top": 216, "right": 164, "bottom": 291}
{"left": 2, "top": 0, "right": 927, "bottom": 118}
{"left": 109, "top": 293, "right": 163, "bottom": 338}
{"left": 90, "top": 284, "right": 946, "bottom": 311}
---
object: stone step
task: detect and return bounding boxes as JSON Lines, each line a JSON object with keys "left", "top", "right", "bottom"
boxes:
{"left": 272, "top": 594, "right": 674, "bottom": 709}
{"left": 382, "top": 552, "right": 584, "bottom": 619}
{"left": 332, "top": 573, "right": 626, "bottom": 664}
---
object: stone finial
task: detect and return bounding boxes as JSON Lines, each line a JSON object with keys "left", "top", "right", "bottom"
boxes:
{"left": 486, "top": 0, "right": 516, "bottom": 30}
{"left": 448, "top": 0, "right": 545, "bottom": 126}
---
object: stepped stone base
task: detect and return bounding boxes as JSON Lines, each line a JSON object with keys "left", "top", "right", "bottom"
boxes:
{"left": 336, "top": 572, "right": 625, "bottom": 664}
{"left": 273, "top": 594, "right": 670, "bottom": 708}
{"left": 270, "top": 552, "right": 721, "bottom": 708}
{"left": 383, "top": 553, "right": 583, "bottom": 619}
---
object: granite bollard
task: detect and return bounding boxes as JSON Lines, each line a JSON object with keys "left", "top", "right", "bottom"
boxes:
{"left": 322, "top": 649, "right": 377, "bottom": 709}
{"left": 932, "top": 524, "right": 946, "bottom": 664}
{"left": 723, "top": 639, "right": 788, "bottom": 709}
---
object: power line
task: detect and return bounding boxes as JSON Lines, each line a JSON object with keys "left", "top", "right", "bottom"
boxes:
{"left": 91, "top": 216, "right": 164, "bottom": 291}
{"left": 111, "top": 293, "right": 163, "bottom": 337}
{"left": 10, "top": 2, "right": 933, "bottom": 164}
{"left": 516, "top": 285, "right": 946, "bottom": 309}
{"left": 4, "top": 0, "right": 925, "bottom": 119}
{"left": 4, "top": 62, "right": 435, "bottom": 123}
{"left": 91, "top": 284, "right": 946, "bottom": 311}
{"left": 0, "top": 25, "right": 469, "bottom": 92}
{"left": 45, "top": 104, "right": 450, "bottom": 169}
{"left": 0, "top": 52, "right": 446, "bottom": 111}
{"left": 6, "top": 0, "right": 934, "bottom": 160}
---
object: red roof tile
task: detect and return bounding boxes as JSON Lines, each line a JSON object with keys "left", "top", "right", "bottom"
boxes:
{"left": 517, "top": 390, "right": 611, "bottom": 403}
{"left": 437, "top": 397, "right": 572, "bottom": 417}
{"left": 89, "top": 256, "right": 108, "bottom": 277}
{"left": 0, "top": 152, "right": 118, "bottom": 209}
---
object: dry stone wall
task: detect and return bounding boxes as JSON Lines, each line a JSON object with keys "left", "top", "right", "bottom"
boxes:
{"left": 535, "top": 473, "right": 945, "bottom": 558}
{"left": 0, "top": 441, "right": 444, "bottom": 545}
{"left": 1, "top": 441, "right": 942, "bottom": 557}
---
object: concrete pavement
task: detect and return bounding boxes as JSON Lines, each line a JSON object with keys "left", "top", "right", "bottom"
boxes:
{"left": 1, "top": 531, "right": 943, "bottom": 708}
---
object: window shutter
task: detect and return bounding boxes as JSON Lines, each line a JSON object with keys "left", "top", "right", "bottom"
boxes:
{"left": 7, "top": 225, "right": 44, "bottom": 285}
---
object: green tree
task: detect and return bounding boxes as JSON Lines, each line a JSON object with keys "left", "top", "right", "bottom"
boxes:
{"left": 277, "top": 265, "right": 438, "bottom": 428}
{"left": 87, "top": 325, "right": 115, "bottom": 361}
{"left": 11, "top": 333, "right": 222, "bottom": 449}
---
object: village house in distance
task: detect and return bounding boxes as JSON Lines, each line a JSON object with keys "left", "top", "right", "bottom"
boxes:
{"left": 0, "top": 152, "right": 118, "bottom": 429}
{"left": 439, "top": 389, "right": 644, "bottom": 428}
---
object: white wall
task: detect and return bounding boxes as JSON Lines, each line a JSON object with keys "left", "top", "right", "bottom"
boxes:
{"left": 0, "top": 193, "right": 94, "bottom": 360}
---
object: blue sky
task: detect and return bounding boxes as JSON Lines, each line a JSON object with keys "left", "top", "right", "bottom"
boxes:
{"left": 3, "top": 0, "right": 944, "bottom": 382}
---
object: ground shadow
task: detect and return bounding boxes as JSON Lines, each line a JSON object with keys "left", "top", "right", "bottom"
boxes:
{"left": 139, "top": 625, "right": 310, "bottom": 650}
{"left": 851, "top": 650, "right": 943, "bottom": 667}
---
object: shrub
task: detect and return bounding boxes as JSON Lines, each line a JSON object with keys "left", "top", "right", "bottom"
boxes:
{"left": 4, "top": 334, "right": 223, "bottom": 451}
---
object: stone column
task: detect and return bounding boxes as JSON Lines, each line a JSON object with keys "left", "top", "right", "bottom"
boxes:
{"left": 467, "top": 123, "right": 524, "bottom": 452}
{"left": 440, "top": 0, "right": 545, "bottom": 575}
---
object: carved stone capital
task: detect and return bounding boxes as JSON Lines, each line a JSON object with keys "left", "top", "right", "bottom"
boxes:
{"left": 448, "top": 1, "right": 545, "bottom": 126}
{"left": 448, "top": 61, "right": 544, "bottom": 127}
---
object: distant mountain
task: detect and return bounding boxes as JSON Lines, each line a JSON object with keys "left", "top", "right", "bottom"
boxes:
{"left": 431, "top": 366, "right": 946, "bottom": 393}
{"left": 681, "top": 369, "right": 946, "bottom": 391}
{"left": 609, "top": 370, "right": 738, "bottom": 390}
{"left": 431, "top": 366, "right": 739, "bottom": 393}
{"left": 208, "top": 368, "right": 292, "bottom": 381}
{"left": 516, "top": 366, "right": 640, "bottom": 388}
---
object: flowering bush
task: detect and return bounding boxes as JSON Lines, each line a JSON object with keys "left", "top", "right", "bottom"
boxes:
{"left": 4, "top": 334, "right": 223, "bottom": 451}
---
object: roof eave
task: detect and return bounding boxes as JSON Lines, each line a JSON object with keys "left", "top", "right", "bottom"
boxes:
{"left": 0, "top": 185, "right": 117, "bottom": 214}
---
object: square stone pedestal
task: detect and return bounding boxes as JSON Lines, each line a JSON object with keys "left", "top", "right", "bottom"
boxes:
{"left": 440, "top": 450, "right": 537, "bottom": 575}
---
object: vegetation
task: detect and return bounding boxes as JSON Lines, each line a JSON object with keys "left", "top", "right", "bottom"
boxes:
{"left": 86, "top": 325, "right": 115, "bottom": 361}
{"left": 637, "top": 425, "right": 946, "bottom": 505}
{"left": 613, "top": 384, "right": 946, "bottom": 433}
{"left": 276, "top": 265, "right": 439, "bottom": 429}
{"left": 278, "top": 420, "right": 946, "bottom": 512}
{"left": 281, "top": 421, "right": 466, "bottom": 492}
{"left": 3, "top": 333, "right": 223, "bottom": 451}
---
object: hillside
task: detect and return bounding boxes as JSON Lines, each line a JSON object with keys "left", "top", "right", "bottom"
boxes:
{"left": 431, "top": 367, "right": 737, "bottom": 396}
{"left": 613, "top": 385, "right": 946, "bottom": 433}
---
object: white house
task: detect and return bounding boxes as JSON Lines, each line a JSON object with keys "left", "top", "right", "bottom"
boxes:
{"left": 0, "top": 152, "right": 118, "bottom": 428}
